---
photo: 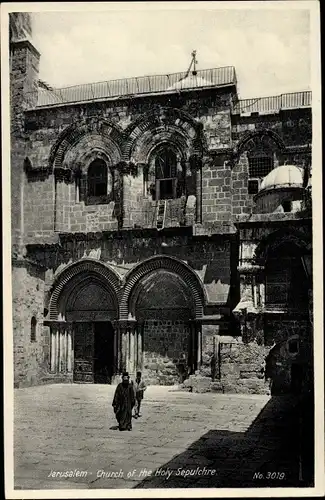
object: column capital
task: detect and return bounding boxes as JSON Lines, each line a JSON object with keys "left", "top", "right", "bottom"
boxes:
{"left": 117, "top": 319, "right": 137, "bottom": 330}
{"left": 44, "top": 320, "right": 73, "bottom": 327}
{"left": 238, "top": 264, "right": 265, "bottom": 274}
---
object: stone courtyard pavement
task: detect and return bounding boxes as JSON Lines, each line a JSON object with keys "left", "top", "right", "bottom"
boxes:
{"left": 14, "top": 384, "right": 306, "bottom": 490}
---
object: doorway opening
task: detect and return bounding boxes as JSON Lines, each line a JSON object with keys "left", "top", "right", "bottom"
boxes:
{"left": 94, "top": 321, "right": 115, "bottom": 384}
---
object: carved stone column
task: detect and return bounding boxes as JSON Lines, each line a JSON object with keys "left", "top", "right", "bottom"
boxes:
{"left": 55, "top": 327, "right": 60, "bottom": 372}
{"left": 54, "top": 169, "right": 72, "bottom": 232}
{"left": 195, "top": 159, "right": 202, "bottom": 223}
{"left": 118, "top": 319, "right": 137, "bottom": 374}
{"left": 196, "top": 322, "right": 202, "bottom": 370}
{"left": 50, "top": 328, "right": 57, "bottom": 373}
{"left": 136, "top": 324, "right": 143, "bottom": 372}
{"left": 129, "top": 328, "right": 135, "bottom": 374}
{"left": 67, "top": 325, "right": 73, "bottom": 373}
{"left": 233, "top": 263, "right": 265, "bottom": 343}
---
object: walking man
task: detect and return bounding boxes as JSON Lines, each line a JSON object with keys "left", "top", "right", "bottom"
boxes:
{"left": 133, "top": 371, "right": 147, "bottom": 418}
{"left": 112, "top": 372, "right": 135, "bottom": 431}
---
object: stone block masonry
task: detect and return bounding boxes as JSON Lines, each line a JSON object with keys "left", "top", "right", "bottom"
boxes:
{"left": 10, "top": 18, "right": 312, "bottom": 393}
{"left": 12, "top": 263, "right": 47, "bottom": 387}
{"left": 219, "top": 339, "right": 270, "bottom": 395}
{"left": 142, "top": 320, "right": 190, "bottom": 385}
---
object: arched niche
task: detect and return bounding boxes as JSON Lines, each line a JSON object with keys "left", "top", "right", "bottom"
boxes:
{"left": 49, "top": 120, "right": 124, "bottom": 173}
{"left": 130, "top": 270, "right": 195, "bottom": 321}
{"left": 144, "top": 142, "right": 186, "bottom": 201}
{"left": 120, "top": 255, "right": 205, "bottom": 320}
{"left": 49, "top": 259, "right": 121, "bottom": 321}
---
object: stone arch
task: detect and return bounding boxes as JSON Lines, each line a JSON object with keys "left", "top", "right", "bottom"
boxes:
{"left": 129, "top": 270, "right": 196, "bottom": 320}
{"left": 48, "top": 259, "right": 121, "bottom": 320}
{"left": 234, "top": 130, "right": 286, "bottom": 158}
{"left": 120, "top": 255, "right": 205, "bottom": 319}
{"left": 123, "top": 107, "right": 203, "bottom": 164}
{"left": 254, "top": 228, "right": 311, "bottom": 263}
{"left": 49, "top": 120, "right": 125, "bottom": 172}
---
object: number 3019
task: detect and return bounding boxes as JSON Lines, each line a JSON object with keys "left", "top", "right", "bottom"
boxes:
{"left": 267, "top": 472, "right": 286, "bottom": 480}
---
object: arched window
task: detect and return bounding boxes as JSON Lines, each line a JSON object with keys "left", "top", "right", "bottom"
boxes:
{"left": 155, "top": 148, "right": 178, "bottom": 200}
{"left": 265, "top": 242, "right": 309, "bottom": 310}
{"left": 87, "top": 159, "right": 108, "bottom": 201}
{"left": 30, "top": 316, "right": 37, "bottom": 342}
{"left": 248, "top": 152, "right": 274, "bottom": 194}
{"left": 245, "top": 134, "right": 277, "bottom": 195}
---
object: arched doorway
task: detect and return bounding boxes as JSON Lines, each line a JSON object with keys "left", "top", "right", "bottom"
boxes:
{"left": 123, "top": 257, "right": 204, "bottom": 384}
{"left": 48, "top": 260, "right": 120, "bottom": 384}
{"left": 263, "top": 239, "right": 311, "bottom": 394}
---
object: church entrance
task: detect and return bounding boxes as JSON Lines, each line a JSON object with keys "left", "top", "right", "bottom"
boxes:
{"left": 94, "top": 322, "right": 115, "bottom": 383}
{"left": 73, "top": 321, "right": 116, "bottom": 384}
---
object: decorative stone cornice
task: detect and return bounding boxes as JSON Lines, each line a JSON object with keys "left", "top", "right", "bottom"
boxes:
{"left": 12, "top": 256, "right": 47, "bottom": 270}
{"left": 237, "top": 264, "right": 265, "bottom": 274}
{"left": 233, "top": 298, "right": 259, "bottom": 318}
{"left": 118, "top": 161, "right": 138, "bottom": 176}
{"left": 24, "top": 158, "right": 51, "bottom": 178}
{"left": 54, "top": 167, "right": 72, "bottom": 181}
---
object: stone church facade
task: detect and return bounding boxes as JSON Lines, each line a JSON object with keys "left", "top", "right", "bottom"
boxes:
{"left": 10, "top": 13, "right": 313, "bottom": 393}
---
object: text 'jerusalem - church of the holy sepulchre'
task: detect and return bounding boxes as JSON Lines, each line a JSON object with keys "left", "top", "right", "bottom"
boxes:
{"left": 10, "top": 12, "right": 313, "bottom": 395}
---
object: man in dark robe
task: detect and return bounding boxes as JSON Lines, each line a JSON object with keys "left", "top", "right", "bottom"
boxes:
{"left": 112, "top": 372, "right": 135, "bottom": 431}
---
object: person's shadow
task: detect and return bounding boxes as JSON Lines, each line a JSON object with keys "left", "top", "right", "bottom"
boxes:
{"left": 109, "top": 425, "right": 119, "bottom": 430}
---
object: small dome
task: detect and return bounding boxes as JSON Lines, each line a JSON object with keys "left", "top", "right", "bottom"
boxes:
{"left": 259, "top": 164, "right": 304, "bottom": 192}
{"left": 167, "top": 73, "right": 214, "bottom": 91}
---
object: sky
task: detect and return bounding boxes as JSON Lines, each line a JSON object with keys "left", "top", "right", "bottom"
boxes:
{"left": 31, "top": 6, "right": 311, "bottom": 99}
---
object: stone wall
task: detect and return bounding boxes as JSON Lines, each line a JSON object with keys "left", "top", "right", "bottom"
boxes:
{"left": 219, "top": 338, "right": 269, "bottom": 394}
{"left": 30, "top": 233, "right": 233, "bottom": 308}
{"left": 12, "top": 263, "right": 47, "bottom": 387}
{"left": 21, "top": 89, "right": 234, "bottom": 239}
{"left": 142, "top": 319, "right": 190, "bottom": 385}
{"left": 10, "top": 39, "right": 40, "bottom": 254}
{"left": 231, "top": 109, "right": 312, "bottom": 149}
{"left": 202, "top": 155, "right": 232, "bottom": 222}
{"left": 24, "top": 172, "right": 55, "bottom": 238}
{"left": 264, "top": 315, "right": 310, "bottom": 345}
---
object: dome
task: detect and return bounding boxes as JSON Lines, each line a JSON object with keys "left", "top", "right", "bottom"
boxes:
{"left": 167, "top": 73, "right": 214, "bottom": 91}
{"left": 259, "top": 164, "right": 304, "bottom": 192}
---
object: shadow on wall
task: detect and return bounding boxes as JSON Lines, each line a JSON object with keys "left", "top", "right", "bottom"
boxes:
{"left": 134, "top": 393, "right": 314, "bottom": 489}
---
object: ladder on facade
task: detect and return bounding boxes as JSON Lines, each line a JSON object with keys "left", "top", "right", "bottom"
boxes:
{"left": 156, "top": 199, "right": 167, "bottom": 230}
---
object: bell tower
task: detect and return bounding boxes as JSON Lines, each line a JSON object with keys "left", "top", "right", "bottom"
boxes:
{"left": 10, "top": 12, "right": 40, "bottom": 257}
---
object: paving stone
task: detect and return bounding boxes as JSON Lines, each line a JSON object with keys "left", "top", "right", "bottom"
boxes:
{"left": 13, "top": 384, "right": 305, "bottom": 490}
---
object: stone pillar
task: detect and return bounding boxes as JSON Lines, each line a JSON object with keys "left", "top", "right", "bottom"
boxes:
{"left": 195, "top": 160, "right": 202, "bottom": 223}
{"left": 59, "top": 327, "right": 65, "bottom": 372}
{"left": 118, "top": 320, "right": 137, "bottom": 374}
{"left": 121, "top": 327, "right": 128, "bottom": 372}
{"left": 50, "top": 329, "right": 57, "bottom": 372}
{"left": 137, "top": 325, "right": 143, "bottom": 371}
{"left": 129, "top": 329, "right": 135, "bottom": 374}
{"left": 64, "top": 329, "right": 68, "bottom": 372}
{"left": 196, "top": 324, "right": 202, "bottom": 369}
{"left": 122, "top": 172, "right": 132, "bottom": 229}
{"left": 113, "top": 326, "right": 119, "bottom": 375}
{"left": 10, "top": 15, "right": 40, "bottom": 256}
{"left": 67, "top": 326, "right": 72, "bottom": 373}
{"left": 54, "top": 170, "right": 72, "bottom": 232}
{"left": 233, "top": 262, "right": 265, "bottom": 344}
{"left": 55, "top": 327, "right": 60, "bottom": 372}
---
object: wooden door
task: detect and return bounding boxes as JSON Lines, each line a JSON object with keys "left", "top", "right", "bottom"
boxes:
{"left": 73, "top": 322, "right": 94, "bottom": 383}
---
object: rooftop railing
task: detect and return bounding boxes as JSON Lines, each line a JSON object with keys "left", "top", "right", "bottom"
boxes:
{"left": 232, "top": 91, "right": 312, "bottom": 114}
{"left": 26, "top": 66, "right": 237, "bottom": 109}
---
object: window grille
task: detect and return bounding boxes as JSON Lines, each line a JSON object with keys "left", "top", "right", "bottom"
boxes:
{"left": 266, "top": 251, "right": 309, "bottom": 309}
{"left": 248, "top": 156, "right": 274, "bottom": 179}
{"left": 30, "top": 317, "right": 37, "bottom": 342}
